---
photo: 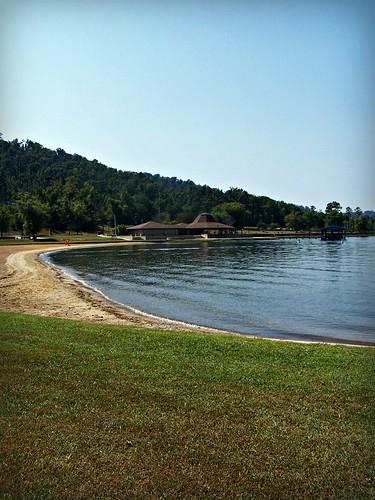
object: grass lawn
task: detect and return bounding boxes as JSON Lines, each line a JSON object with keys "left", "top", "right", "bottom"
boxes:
{"left": 0, "top": 312, "right": 374, "bottom": 498}
{"left": 0, "top": 233, "right": 126, "bottom": 245}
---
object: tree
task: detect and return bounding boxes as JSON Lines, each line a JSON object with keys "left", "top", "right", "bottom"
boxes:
{"left": 325, "top": 201, "right": 343, "bottom": 227}
{"left": 211, "top": 202, "right": 249, "bottom": 229}
{"left": 69, "top": 200, "right": 89, "bottom": 234}
{"left": 326, "top": 201, "right": 342, "bottom": 213}
{"left": 0, "top": 204, "right": 10, "bottom": 237}
{"left": 285, "top": 211, "right": 304, "bottom": 231}
{"left": 356, "top": 216, "right": 369, "bottom": 233}
{"left": 302, "top": 208, "right": 323, "bottom": 231}
{"left": 345, "top": 207, "right": 353, "bottom": 231}
{"left": 16, "top": 193, "right": 48, "bottom": 239}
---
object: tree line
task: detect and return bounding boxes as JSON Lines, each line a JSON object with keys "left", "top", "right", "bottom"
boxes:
{"left": 283, "top": 201, "right": 374, "bottom": 233}
{"left": 0, "top": 137, "right": 373, "bottom": 238}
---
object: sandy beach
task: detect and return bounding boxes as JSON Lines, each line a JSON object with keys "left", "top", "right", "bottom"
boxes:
{"left": 0, "top": 243, "right": 232, "bottom": 334}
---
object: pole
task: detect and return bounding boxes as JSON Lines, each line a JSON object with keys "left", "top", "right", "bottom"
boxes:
{"left": 158, "top": 190, "right": 161, "bottom": 221}
{"left": 114, "top": 213, "right": 117, "bottom": 237}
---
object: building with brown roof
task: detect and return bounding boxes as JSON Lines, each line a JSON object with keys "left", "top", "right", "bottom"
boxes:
{"left": 187, "top": 213, "right": 235, "bottom": 235}
{"left": 127, "top": 213, "right": 234, "bottom": 240}
{"left": 126, "top": 221, "right": 187, "bottom": 239}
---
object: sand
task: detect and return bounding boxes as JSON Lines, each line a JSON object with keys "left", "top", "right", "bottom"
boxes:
{"left": 0, "top": 243, "right": 231, "bottom": 334}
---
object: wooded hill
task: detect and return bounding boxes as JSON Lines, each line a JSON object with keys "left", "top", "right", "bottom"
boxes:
{"left": 0, "top": 136, "right": 373, "bottom": 236}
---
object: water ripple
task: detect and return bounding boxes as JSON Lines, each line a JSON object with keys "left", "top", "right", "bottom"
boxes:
{"left": 50, "top": 238, "right": 375, "bottom": 343}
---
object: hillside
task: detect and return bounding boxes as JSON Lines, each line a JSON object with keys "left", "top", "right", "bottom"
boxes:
{"left": 0, "top": 137, "right": 301, "bottom": 231}
{"left": 1, "top": 137, "right": 373, "bottom": 236}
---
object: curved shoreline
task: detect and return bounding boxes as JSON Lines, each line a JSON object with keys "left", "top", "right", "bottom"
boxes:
{"left": 0, "top": 242, "right": 242, "bottom": 335}
{"left": 41, "top": 246, "right": 239, "bottom": 335}
{"left": 0, "top": 242, "right": 373, "bottom": 347}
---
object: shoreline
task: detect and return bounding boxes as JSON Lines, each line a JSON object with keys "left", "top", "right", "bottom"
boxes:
{"left": 0, "top": 242, "right": 373, "bottom": 347}
{"left": 0, "top": 242, "right": 237, "bottom": 334}
{"left": 41, "top": 246, "right": 241, "bottom": 336}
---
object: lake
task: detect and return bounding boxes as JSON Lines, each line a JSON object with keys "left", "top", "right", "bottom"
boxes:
{"left": 47, "top": 237, "right": 375, "bottom": 344}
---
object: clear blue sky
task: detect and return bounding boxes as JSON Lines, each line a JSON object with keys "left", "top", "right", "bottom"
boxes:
{"left": 1, "top": 0, "right": 374, "bottom": 210}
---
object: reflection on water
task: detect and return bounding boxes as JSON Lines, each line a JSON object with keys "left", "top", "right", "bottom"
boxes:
{"left": 49, "top": 237, "right": 375, "bottom": 343}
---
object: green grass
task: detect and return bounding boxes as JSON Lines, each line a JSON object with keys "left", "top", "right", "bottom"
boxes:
{"left": 50, "top": 233, "right": 125, "bottom": 244}
{"left": 0, "top": 233, "right": 125, "bottom": 245}
{"left": 0, "top": 312, "right": 374, "bottom": 498}
{"left": 0, "top": 238, "right": 46, "bottom": 246}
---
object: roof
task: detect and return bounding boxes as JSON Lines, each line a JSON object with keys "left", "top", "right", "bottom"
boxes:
{"left": 321, "top": 226, "right": 345, "bottom": 231}
{"left": 127, "top": 213, "right": 235, "bottom": 231}
{"left": 187, "top": 213, "right": 234, "bottom": 230}
{"left": 127, "top": 221, "right": 188, "bottom": 230}
{"left": 191, "top": 213, "right": 216, "bottom": 224}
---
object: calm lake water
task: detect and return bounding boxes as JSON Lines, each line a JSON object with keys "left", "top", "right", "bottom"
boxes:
{"left": 48, "top": 237, "right": 375, "bottom": 344}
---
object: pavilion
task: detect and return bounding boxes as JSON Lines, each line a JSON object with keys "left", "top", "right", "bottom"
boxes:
{"left": 187, "top": 213, "right": 235, "bottom": 237}
{"left": 125, "top": 221, "right": 187, "bottom": 240}
{"left": 127, "top": 213, "right": 235, "bottom": 240}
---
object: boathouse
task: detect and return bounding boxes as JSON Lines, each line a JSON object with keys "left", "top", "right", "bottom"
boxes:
{"left": 320, "top": 226, "right": 345, "bottom": 241}
{"left": 127, "top": 213, "right": 235, "bottom": 240}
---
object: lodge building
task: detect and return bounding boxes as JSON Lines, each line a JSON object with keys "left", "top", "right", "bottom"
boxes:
{"left": 127, "top": 213, "right": 235, "bottom": 241}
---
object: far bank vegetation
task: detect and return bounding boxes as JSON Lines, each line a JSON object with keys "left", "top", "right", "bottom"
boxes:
{"left": 0, "top": 137, "right": 373, "bottom": 239}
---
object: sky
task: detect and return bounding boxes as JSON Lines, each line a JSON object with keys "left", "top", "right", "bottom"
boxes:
{"left": 1, "top": 0, "right": 374, "bottom": 211}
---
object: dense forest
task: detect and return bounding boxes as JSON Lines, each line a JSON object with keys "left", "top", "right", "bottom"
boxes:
{"left": 0, "top": 136, "right": 373, "bottom": 237}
